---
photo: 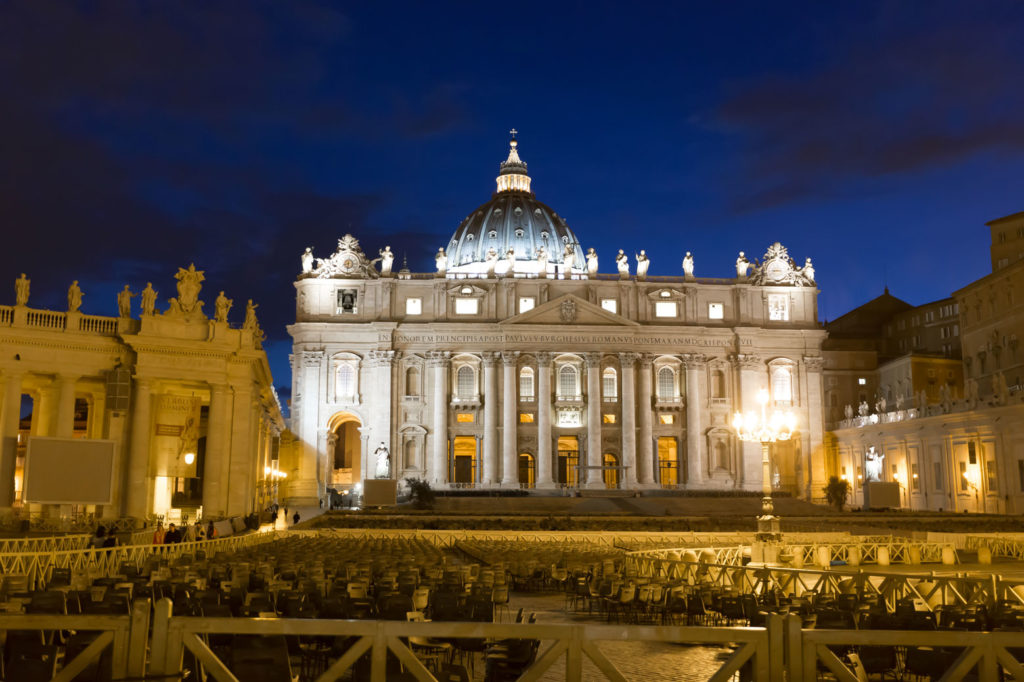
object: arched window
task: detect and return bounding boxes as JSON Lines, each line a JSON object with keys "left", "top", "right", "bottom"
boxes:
{"left": 519, "top": 368, "right": 534, "bottom": 399}
{"left": 405, "top": 367, "right": 420, "bottom": 396}
{"left": 657, "top": 367, "right": 675, "bottom": 400}
{"left": 336, "top": 364, "right": 356, "bottom": 401}
{"left": 602, "top": 368, "right": 617, "bottom": 399}
{"left": 558, "top": 365, "right": 579, "bottom": 399}
{"left": 457, "top": 366, "right": 476, "bottom": 399}
{"left": 771, "top": 366, "right": 792, "bottom": 403}
{"left": 711, "top": 369, "right": 726, "bottom": 399}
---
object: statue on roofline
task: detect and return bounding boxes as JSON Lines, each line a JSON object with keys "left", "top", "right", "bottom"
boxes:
{"left": 586, "top": 248, "right": 598, "bottom": 278}
{"left": 635, "top": 250, "right": 650, "bottom": 281}
{"left": 141, "top": 283, "right": 157, "bottom": 316}
{"left": 215, "top": 291, "right": 233, "bottom": 324}
{"left": 14, "top": 273, "right": 29, "bottom": 307}
{"left": 117, "top": 285, "right": 135, "bottom": 318}
{"left": 67, "top": 280, "right": 83, "bottom": 313}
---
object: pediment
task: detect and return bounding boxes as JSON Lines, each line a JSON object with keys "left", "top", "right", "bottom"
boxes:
{"left": 501, "top": 294, "right": 639, "bottom": 327}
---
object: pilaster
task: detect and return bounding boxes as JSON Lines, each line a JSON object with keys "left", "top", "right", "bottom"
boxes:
{"left": 584, "top": 353, "right": 603, "bottom": 489}
{"left": 683, "top": 353, "right": 706, "bottom": 486}
{"left": 501, "top": 352, "right": 519, "bottom": 487}
{"left": 619, "top": 352, "right": 638, "bottom": 488}
{"left": 535, "top": 351, "right": 555, "bottom": 489}
{"left": 482, "top": 352, "right": 500, "bottom": 486}
{"left": 636, "top": 354, "right": 654, "bottom": 487}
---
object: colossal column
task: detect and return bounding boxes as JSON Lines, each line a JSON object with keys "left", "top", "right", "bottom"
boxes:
{"left": 55, "top": 374, "right": 78, "bottom": 439}
{"left": 227, "top": 383, "right": 253, "bottom": 515}
{"left": 619, "top": 353, "right": 638, "bottom": 488}
{"left": 291, "top": 351, "right": 323, "bottom": 505}
{"left": 203, "top": 383, "right": 229, "bottom": 516}
{"left": 0, "top": 373, "right": 24, "bottom": 507}
{"left": 535, "top": 352, "right": 554, "bottom": 488}
{"left": 482, "top": 352, "right": 499, "bottom": 486}
{"left": 125, "top": 378, "right": 153, "bottom": 518}
{"left": 803, "top": 356, "right": 826, "bottom": 500}
{"left": 683, "top": 354, "right": 706, "bottom": 487}
{"left": 368, "top": 350, "right": 396, "bottom": 466}
{"left": 501, "top": 352, "right": 519, "bottom": 487}
{"left": 584, "top": 353, "right": 603, "bottom": 489}
{"left": 427, "top": 351, "right": 450, "bottom": 486}
{"left": 636, "top": 355, "right": 654, "bottom": 486}
{"left": 734, "top": 353, "right": 765, "bottom": 491}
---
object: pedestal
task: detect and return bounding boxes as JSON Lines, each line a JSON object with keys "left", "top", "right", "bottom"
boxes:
{"left": 363, "top": 478, "right": 397, "bottom": 507}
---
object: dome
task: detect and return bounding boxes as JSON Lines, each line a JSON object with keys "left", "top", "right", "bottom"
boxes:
{"left": 445, "top": 134, "right": 584, "bottom": 276}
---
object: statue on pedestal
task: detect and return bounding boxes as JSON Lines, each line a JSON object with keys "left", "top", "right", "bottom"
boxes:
{"left": 940, "top": 383, "right": 953, "bottom": 412}
{"left": 117, "top": 285, "right": 135, "bottom": 318}
{"left": 586, "top": 248, "right": 598, "bottom": 278}
{"left": 682, "top": 252, "right": 695, "bottom": 279}
{"left": 858, "top": 401, "right": 869, "bottom": 417}
{"left": 141, "top": 283, "right": 157, "bottom": 316}
{"left": 14, "top": 273, "right": 29, "bottom": 307}
{"left": 994, "top": 372, "right": 1010, "bottom": 406}
{"left": 485, "top": 247, "right": 499, "bottom": 277}
{"left": 635, "top": 250, "right": 650, "bottom": 281}
{"left": 67, "top": 281, "right": 83, "bottom": 312}
{"left": 504, "top": 248, "right": 516, "bottom": 276}
{"left": 536, "top": 246, "right": 548, "bottom": 278}
{"left": 615, "top": 249, "right": 629, "bottom": 279}
{"left": 801, "top": 257, "right": 816, "bottom": 284}
{"left": 844, "top": 404, "right": 854, "bottom": 420}
{"left": 301, "top": 247, "right": 314, "bottom": 274}
{"left": 379, "top": 246, "right": 394, "bottom": 277}
{"left": 875, "top": 395, "right": 887, "bottom": 414}
{"left": 864, "top": 447, "right": 884, "bottom": 482}
{"left": 965, "top": 377, "right": 979, "bottom": 408}
{"left": 917, "top": 389, "right": 928, "bottom": 411}
{"left": 171, "top": 264, "right": 205, "bottom": 315}
{"left": 215, "top": 291, "right": 233, "bottom": 323}
{"left": 435, "top": 248, "right": 447, "bottom": 277}
{"left": 243, "top": 299, "right": 259, "bottom": 330}
{"left": 562, "top": 244, "right": 575, "bottom": 279}
{"left": 374, "top": 442, "right": 391, "bottom": 479}
{"left": 736, "top": 252, "right": 751, "bottom": 278}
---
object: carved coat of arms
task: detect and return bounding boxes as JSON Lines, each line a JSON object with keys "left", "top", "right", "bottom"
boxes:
{"left": 559, "top": 299, "right": 577, "bottom": 323}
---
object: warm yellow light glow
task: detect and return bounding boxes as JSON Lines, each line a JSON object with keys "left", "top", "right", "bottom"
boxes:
{"left": 456, "top": 413, "right": 475, "bottom": 423}
{"left": 184, "top": 452, "right": 195, "bottom": 465}
{"left": 757, "top": 388, "right": 770, "bottom": 405}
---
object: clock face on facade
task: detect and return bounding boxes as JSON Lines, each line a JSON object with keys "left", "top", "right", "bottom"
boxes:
{"left": 765, "top": 259, "right": 787, "bottom": 282}
{"left": 343, "top": 258, "right": 355, "bottom": 270}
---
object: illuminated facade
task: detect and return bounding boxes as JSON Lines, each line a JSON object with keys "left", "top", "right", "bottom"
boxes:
{"left": 286, "top": 136, "right": 827, "bottom": 504}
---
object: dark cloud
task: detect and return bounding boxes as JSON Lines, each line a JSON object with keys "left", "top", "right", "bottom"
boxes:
{"left": 714, "top": 14, "right": 1024, "bottom": 212}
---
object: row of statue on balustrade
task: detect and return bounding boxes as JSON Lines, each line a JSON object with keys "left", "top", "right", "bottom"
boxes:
{"left": 300, "top": 237, "right": 816, "bottom": 284}
{"left": 843, "top": 373, "right": 1013, "bottom": 422}
{"left": 11, "top": 268, "right": 261, "bottom": 332}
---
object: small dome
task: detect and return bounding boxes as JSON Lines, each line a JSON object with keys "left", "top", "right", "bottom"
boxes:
{"left": 445, "top": 134, "right": 584, "bottom": 275}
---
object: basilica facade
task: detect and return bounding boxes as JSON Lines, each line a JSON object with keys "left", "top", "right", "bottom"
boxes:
{"left": 286, "top": 137, "right": 827, "bottom": 504}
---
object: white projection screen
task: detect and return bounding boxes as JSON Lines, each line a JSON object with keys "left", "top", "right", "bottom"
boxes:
{"left": 24, "top": 437, "right": 115, "bottom": 505}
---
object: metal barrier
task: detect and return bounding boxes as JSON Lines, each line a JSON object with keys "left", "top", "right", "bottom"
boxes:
{"left": 0, "top": 530, "right": 282, "bottom": 590}
{"left": 148, "top": 598, "right": 773, "bottom": 682}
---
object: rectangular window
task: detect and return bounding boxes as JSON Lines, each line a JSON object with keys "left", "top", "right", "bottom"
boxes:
{"left": 858, "top": 377, "right": 867, "bottom": 386}
{"left": 708, "top": 302, "right": 724, "bottom": 320}
{"left": 337, "top": 289, "right": 358, "bottom": 314}
{"left": 454, "top": 298, "right": 479, "bottom": 315}
{"left": 959, "top": 461, "right": 969, "bottom": 491}
{"left": 519, "top": 412, "right": 534, "bottom": 423}
{"left": 456, "top": 413, "right": 474, "bottom": 423}
{"left": 600, "top": 299, "right": 617, "bottom": 314}
{"left": 659, "top": 414, "right": 674, "bottom": 425}
{"left": 655, "top": 301, "right": 677, "bottom": 318}
{"left": 987, "top": 460, "right": 997, "bottom": 492}
{"left": 968, "top": 441, "right": 977, "bottom": 464}
{"left": 1018, "top": 460, "right": 1024, "bottom": 492}
{"left": 602, "top": 414, "right": 616, "bottom": 424}
{"left": 518, "top": 297, "right": 535, "bottom": 314}
{"left": 768, "top": 294, "right": 789, "bottom": 321}
{"left": 934, "top": 460, "right": 944, "bottom": 491}
{"left": 911, "top": 463, "right": 920, "bottom": 491}
{"left": 405, "top": 298, "right": 422, "bottom": 315}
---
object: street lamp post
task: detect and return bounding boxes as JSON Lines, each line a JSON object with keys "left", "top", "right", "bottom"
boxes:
{"left": 733, "top": 388, "right": 797, "bottom": 565}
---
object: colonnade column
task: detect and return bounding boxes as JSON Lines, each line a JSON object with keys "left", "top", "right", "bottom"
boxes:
{"left": 734, "top": 353, "right": 765, "bottom": 491}
{"left": 535, "top": 352, "right": 554, "bottom": 489}
{"left": 427, "top": 351, "right": 450, "bottom": 486}
{"left": 683, "top": 354, "right": 706, "bottom": 487}
{"left": 203, "top": 383, "right": 229, "bottom": 516}
{"left": 125, "top": 378, "right": 153, "bottom": 518}
{"left": 0, "top": 373, "right": 24, "bottom": 507}
{"left": 290, "top": 351, "right": 323, "bottom": 505}
{"left": 584, "top": 353, "right": 603, "bottom": 489}
{"left": 619, "top": 353, "right": 638, "bottom": 488}
{"left": 227, "top": 383, "right": 253, "bottom": 515}
{"left": 482, "top": 352, "right": 499, "bottom": 486}
{"left": 803, "top": 356, "right": 826, "bottom": 500}
{"left": 55, "top": 374, "right": 78, "bottom": 439}
{"left": 636, "top": 355, "right": 654, "bottom": 487}
{"left": 501, "top": 352, "right": 519, "bottom": 487}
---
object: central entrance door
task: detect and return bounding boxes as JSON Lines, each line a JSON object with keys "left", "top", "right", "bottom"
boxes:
{"left": 557, "top": 435, "right": 579, "bottom": 488}
{"left": 452, "top": 436, "right": 477, "bottom": 487}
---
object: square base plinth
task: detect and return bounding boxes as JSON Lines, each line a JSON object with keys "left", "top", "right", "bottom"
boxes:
{"left": 362, "top": 479, "right": 398, "bottom": 507}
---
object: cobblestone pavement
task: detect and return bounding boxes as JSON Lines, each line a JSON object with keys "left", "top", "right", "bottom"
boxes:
{"left": 461, "top": 591, "right": 738, "bottom": 682}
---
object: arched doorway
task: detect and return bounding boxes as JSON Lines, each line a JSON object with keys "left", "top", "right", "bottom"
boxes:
{"left": 603, "top": 453, "right": 619, "bottom": 489}
{"left": 658, "top": 437, "right": 679, "bottom": 487}
{"left": 557, "top": 435, "right": 579, "bottom": 488}
{"left": 329, "top": 413, "right": 361, "bottom": 486}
